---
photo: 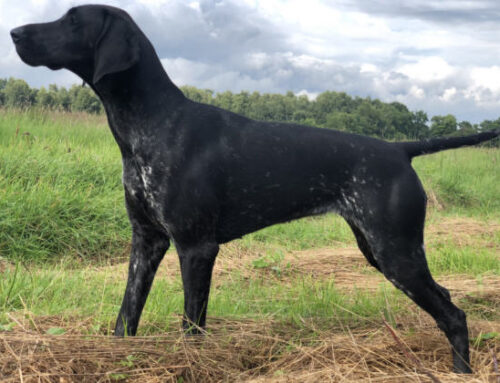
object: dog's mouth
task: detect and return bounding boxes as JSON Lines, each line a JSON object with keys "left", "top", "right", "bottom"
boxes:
{"left": 11, "top": 26, "right": 63, "bottom": 70}
{"left": 13, "top": 44, "right": 43, "bottom": 67}
{"left": 12, "top": 40, "right": 63, "bottom": 70}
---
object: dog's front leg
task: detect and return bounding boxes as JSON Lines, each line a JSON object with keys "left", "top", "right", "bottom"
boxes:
{"left": 177, "top": 241, "right": 219, "bottom": 333}
{"left": 114, "top": 225, "right": 170, "bottom": 336}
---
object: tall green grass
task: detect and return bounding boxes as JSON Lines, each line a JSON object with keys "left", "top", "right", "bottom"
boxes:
{"left": 413, "top": 148, "right": 499, "bottom": 216}
{"left": 427, "top": 243, "right": 499, "bottom": 275}
{"left": 0, "top": 108, "right": 498, "bottom": 263}
{"left": 0, "top": 109, "right": 129, "bottom": 262}
{"left": 0, "top": 264, "right": 405, "bottom": 334}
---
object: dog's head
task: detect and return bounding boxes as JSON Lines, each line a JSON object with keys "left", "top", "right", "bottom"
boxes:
{"left": 11, "top": 5, "right": 141, "bottom": 84}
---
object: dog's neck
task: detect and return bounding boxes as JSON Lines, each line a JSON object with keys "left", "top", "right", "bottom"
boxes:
{"left": 90, "top": 48, "right": 186, "bottom": 156}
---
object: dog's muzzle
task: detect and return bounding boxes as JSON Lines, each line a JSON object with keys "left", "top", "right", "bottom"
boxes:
{"left": 10, "top": 27, "right": 26, "bottom": 44}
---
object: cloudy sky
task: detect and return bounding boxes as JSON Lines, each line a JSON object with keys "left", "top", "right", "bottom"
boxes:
{"left": 1, "top": 0, "right": 500, "bottom": 123}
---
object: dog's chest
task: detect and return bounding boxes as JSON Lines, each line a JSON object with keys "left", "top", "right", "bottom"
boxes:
{"left": 122, "top": 161, "right": 168, "bottom": 223}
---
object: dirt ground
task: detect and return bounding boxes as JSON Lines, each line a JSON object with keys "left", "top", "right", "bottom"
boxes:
{"left": 0, "top": 217, "right": 498, "bottom": 382}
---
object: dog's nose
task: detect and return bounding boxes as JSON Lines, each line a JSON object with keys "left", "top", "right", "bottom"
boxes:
{"left": 10, "top": 27, "right": 25, "bottom": 43}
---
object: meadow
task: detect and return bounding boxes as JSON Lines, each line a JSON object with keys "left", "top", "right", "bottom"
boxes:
{"left": 0, "top": 108, "right": 498, "bottom": 382}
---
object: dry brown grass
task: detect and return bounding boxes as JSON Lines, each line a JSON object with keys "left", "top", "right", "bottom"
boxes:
{"left": 0, "top": 314, "right": 498, "bottom": 382}
{"left": 426, "top": 217, "right": 500, "bottom": 248}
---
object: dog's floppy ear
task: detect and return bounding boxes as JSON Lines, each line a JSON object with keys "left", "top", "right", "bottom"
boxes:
{"left": 93, "top": 12, "right": 141, "bottom": 84}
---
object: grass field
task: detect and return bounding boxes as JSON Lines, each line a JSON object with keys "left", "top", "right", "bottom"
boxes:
{"left": 0, "top": 108, "right": 498, "bottom": 382}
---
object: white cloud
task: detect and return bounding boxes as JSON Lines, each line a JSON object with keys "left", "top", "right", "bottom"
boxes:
{"left": 397, "top": 57, "right": 456, "bottom": 82}
{"left": 409, "top": 85, "right": 425, "bottom": 99}
{"left": 246, "top": 52, "right": 271, "bottom": 70}
{"left": 360, "top": 63, "right": 378, "bottom": 73}
{"left": 187, "top": 1, "right": 201, "bottom": 12}
{"left": 440, "top": 87, "right": 457, "bottom": 102}
{"left": 288, "top": 54, "right": 334, "bottom": 70}
{"left": 469, "top": 66, "right": 500, "bottom": 93}
{"left": 161, "top": 57, "right": 278, "bottom": 92}
{"left": 160, "top": 57, "right": 209, "bottom": 86}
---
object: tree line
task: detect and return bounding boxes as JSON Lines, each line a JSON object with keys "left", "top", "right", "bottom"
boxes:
{"left": 1, "top": 77, "right": 499, "bottom": 141}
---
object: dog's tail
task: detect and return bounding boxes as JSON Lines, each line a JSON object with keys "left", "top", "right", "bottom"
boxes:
{"left": 395, "top": 129, "right": 499, "bottom": 159}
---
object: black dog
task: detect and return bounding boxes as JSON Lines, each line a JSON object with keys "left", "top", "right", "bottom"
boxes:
{"left": 11, "top": 5, "right": 499, "bottom": 373}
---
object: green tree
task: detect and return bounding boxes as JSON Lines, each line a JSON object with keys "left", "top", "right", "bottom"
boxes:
{"left": 36, "top": 86, "right": 57, "bottom": 109}
{"left": 215, "top": 91, "right": 234, "bottom": 111}
{"left": 71, "top": 86, "right": 102, "bottom": 114}
{"left": 291, "top": 94, "right": 312, "bottom": 123}
{"left": 430, "top": 114, "right": 457, "bottom": 137}
{"left": 181, "top": 86, "right": 214, "bottom": 104}
{"left": 248, "top": 93, "right": 275, "bottom": 121}
{"left": 479, "top": 118, "right": 500, "bottom": 131}
{"left": 313, "top": 91, "right": 354, "bottom": 125}
{"left": 325, "top": 111, "right": 357, "bottom": 132}
{"left": 409, "top": 111, "right": 430, "bottom": 139}
{"left": 246, "top": 91, "right": 260, "bottom": 119}
{"left": 384, "top": 102, "right": 412, "bottom": 138}
{"left": 3, "top": 78, "right": 35, "bottom": 108}
{"left": 453, "top": 121, "right": 478, "bottom": 136}
{"left": 0, "top": 78, "right": 7, "bottom": 105}
{"left": 232, "top": 91, "right": 250, "bottom": 116}
{"left": 4, "top": 76, "right": 497, "bottom": 145}
{"left": 55, "top": 87, "right": 72, "bottom": 111}
{"left": 353, "top": 102, "right": 388, "bottom": 137}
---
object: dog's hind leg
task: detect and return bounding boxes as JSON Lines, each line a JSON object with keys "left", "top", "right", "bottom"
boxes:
{"left": 435, "top": 282, "right": 452, "bottom": 301}
{"left": 347, "top": 221, "right": 381, "bottom": 272}
{"left": 115, "top": 224, "right": 170, "bottom": 336}
{"left": 374, "top": 240, "right": 471, "bottom": 373}
{"left": 176, "top": 241, "right": 219, "bottom": 334}
{"left": 362, "top": 170, "right": 471, "bottom": 372}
